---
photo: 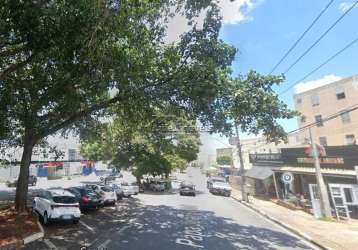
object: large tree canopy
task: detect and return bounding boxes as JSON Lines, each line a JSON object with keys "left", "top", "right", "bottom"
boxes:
{"left": 0, "top": 0, "right": 295, "bottom": 212}
{"left": 0, "top": 0, "right": 237, "bottom": 211}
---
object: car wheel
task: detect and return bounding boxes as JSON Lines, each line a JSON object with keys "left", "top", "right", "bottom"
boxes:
{"left": 73, "top": 219, "right": 79, "bottom": 224}
{"left": 118, "top": 195, "right": 123, "bottom": 200}
{"left": 43, "top": 212, "right": 49, "bottom": 226}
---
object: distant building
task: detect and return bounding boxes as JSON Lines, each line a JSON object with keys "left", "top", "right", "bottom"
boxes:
{"left": 216, "top": 148, "right": 233, "bottom": 158}
{"left": 294, "top": 74, "right": 358, "bottom": 146}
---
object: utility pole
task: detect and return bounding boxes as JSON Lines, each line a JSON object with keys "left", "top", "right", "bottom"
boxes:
{"left": 235, "top": 124, "right": 247, "bottom": 202}
{"left": 309, "top": 127, "right": 332, "bottom": 218}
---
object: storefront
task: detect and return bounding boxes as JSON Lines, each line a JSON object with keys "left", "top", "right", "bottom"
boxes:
{"left": 273, "top": 146, "right": 358, "bottom": 219}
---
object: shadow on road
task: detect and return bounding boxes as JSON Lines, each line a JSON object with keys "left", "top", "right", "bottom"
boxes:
{"left": 24, "top": 196, "right": 312, "bottom": 250}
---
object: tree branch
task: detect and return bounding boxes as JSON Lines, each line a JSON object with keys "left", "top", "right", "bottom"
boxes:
{"left": 0, "top": 53, "right": 35, "bottom": 80}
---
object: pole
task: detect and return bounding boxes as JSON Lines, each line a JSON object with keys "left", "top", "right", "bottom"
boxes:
{"left": 272, "top": 172, "right": 280, "bottom": 200}
{"left": 235, "top": 125, "right": 247, "bottom": 202}
{"left": 309, "top": 127, "right": 332, "bottom": 218}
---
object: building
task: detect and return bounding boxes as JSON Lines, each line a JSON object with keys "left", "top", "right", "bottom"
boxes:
{"left": 216, "top": 148, "right": 233, "bottom": 158}
{"left": 294, "top": 75, "right": 358, "bottom": 146}
{"left": 249, "top": 146, "right": 358, "bottom": 220}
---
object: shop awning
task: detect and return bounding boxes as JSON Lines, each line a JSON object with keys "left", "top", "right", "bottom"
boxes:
{"left": 245, "top": 166, "right": 273, "bottom": 180}
{"left": 273, "top": 166, "right": 356, "bottom": 177}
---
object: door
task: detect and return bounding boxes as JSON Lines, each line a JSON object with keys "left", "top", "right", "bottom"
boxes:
{"left": 329, "top": 184, "right": 350, "bottom": 220}
{"left": 309, "top": 184, "right": 322, "bottom": 218}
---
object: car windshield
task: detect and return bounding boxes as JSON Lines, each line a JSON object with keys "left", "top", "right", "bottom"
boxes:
{"left": 101, "top": 186, "right": 113, "bottom": 192}
{"left": 212, "top": 179, "right": 226, "bottom": 183}
{"left": 52, "top": 196, "right": 77, "bottom": 204}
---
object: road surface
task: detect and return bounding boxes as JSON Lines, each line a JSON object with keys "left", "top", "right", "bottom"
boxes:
{"left": 25, "top": 168, "right": 317, "bottom": 250}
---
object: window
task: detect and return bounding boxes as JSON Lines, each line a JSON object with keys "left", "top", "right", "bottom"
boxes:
{"left": 296, "top": 97, "right": 302, "bottom": 104}
{"left": 311, "top": 93, "right": 320, "bottom": 106}
{"left": 343, "top": 188, "right": 354, "bottom": 203}
{"left": 315, "top": 115, "right": 323, "bottom": 127}
{"left": 319, "top": 137, "right": 327, "bottom": 146}
{"left": 336, "top": 86, "right": 346, "bottom": 100}
{"left": 345, "top": 134, "right": 356, "bottom": 145}
{"left": 341, "top": 112, "right": 351, "bottom": 124}
{"left": 300, "top": 115, "right": 306, "bottom": 123}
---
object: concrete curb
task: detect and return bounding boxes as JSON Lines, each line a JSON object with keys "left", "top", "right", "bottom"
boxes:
{"left": 0, "top": 214, "right": 44, "bottom": 249}
{"left": 231, "top": 196, "right": 335, "bottom": 250}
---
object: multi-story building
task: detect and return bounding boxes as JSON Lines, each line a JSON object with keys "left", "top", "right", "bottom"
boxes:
{"left": 294, "top": 75, "right": 358, "bottom": 146}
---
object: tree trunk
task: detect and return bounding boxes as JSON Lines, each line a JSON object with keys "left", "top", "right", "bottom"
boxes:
{"left": 15, "top": 134, "right": 35, "bottom": 212}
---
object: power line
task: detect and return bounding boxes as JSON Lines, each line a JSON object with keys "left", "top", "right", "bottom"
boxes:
{"left": 269, "top": 0, "right": 334, "bottom": 74}
{"left": 279, "top": 36, "right": 358, "bottom": 96}
{"left": 283, "top": 0, "right": 358, "bottom": 75}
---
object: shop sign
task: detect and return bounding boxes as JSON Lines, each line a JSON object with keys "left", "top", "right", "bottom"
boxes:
{"left": 297, "top": 157, "right": 344, "bottom": 165}
{"left": 281, "top": 172, "right": 294, "bottom": 184}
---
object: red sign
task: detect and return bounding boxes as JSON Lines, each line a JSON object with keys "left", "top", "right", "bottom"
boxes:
{"left": 305, "top": 144, "right": 327, "bottom": 157}
{"left": 80, "top": 160, "right": 95, "bottom": 166}
{"left": 43, "top": 162, "right": 64, "bottom": 167}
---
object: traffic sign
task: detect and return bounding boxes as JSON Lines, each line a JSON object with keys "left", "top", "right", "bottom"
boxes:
{"left": 281, "top": 172, "right": 294, "bottom": 184}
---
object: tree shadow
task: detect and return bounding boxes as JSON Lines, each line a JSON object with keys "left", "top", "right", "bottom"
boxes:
{"left": 24, "top": 197, "right": 313, "bottom": 250}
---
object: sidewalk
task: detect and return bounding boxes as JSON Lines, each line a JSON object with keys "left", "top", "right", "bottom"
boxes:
{"left": 231, "top": 189, "right": 358, "bottom": 250}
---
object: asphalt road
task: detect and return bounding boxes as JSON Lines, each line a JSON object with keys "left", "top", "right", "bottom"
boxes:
{"left": 24, "top": 168, "right": 318, "bottom": 250}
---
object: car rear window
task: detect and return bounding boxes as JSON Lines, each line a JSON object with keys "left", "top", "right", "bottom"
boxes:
{"left": 53, "top": 196, "right": 77, "bottom": 204}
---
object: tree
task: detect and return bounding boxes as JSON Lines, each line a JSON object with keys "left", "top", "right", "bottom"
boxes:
{"left": 80, "top": 109, "right": 200, "bottom": 180}
{"left": 0, "top": 0, "right": 236, "bottom": 211}
{"left": 216, "top": 155, "right": 232, "bottom": 166}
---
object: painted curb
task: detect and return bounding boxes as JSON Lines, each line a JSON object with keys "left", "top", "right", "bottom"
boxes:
{"left": 231, "top": 195, "right": 334, "bottom": 250}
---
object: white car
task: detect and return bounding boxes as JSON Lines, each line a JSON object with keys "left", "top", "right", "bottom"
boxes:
{"left": 32, "top": 189, "right": 81, "bottom": 225}
{"left": 119, "top": 182, "right": 136, "bottom": 197}
{"left": 209, "top": 181, "right": 232, "bottom": 197}
{"left": 85, "top": 184, "right": 117, "bottom": 205}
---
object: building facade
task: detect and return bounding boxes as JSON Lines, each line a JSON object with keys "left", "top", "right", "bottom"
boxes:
{"left": 294, "top": 75, "right": 358, "bottom": 146}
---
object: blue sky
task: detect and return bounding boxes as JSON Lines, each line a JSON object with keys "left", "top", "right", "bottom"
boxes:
{"left": 220, "top": 0, "right": 358, "bottom": 132}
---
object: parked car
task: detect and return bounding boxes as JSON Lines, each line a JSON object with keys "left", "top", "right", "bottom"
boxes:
{"left": 107, "top": 183, "right": 124, "bottom": 200}
{"left": 130, "top": 182, "right": 140, "bottom": 195}
{"left": 209, "top": 181, "right": 232, "bottom": 197}
{"left": 207, "top": 176, "right": 226, "bottom": 189}
{"left": 149, "top": 180, "right": 166, "bottom": 192}
{"left": 119, "top": 182, "right": 136, "bottom": 197}
{"left": 32, "top": 189, "right": 81, "bottom": 225}
{"left": 65, "top": 187, "right": 101, "bottom": 211}
{"left": 7, "top": 175, "right": 37, "bottom": 187}
{"left": 85, "top": 184, "right": 117, "bottom": 205}
{"left": 179, "top": 182, "right": 196, "bottom": 196}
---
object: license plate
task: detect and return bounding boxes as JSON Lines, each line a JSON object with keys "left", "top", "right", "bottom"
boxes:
{"left": 63, "top": 215, "right": 72, "bottom": 219}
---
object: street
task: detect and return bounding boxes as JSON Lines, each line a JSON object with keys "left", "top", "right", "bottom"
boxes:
{"left": 24, "top": 168, "right": 317, "bottom": 250}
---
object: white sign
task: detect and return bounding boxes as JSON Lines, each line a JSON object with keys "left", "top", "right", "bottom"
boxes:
{"left": 281, "top": 172, "right": 294, "bottom": 184}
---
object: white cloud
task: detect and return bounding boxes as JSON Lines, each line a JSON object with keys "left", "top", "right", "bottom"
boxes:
{"left": 165, "top": 0, "right": 261, "bottom": 43}
{"left": 295, "top": 74, "right": 342, "bottom": 94}
{"left": 339, "top": 2, "right": 355, "bottom": 12}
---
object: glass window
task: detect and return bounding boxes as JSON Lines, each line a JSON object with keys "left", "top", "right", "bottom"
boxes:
{"left": 334, "top": 197, "right": 344, "bottom": 206}
{"left": 315, "top": 115, "right": 323, "bottom": 127}
{"left": 336, "top": 86, "right": 346, "bottom": 100}
{"left": 319, "top": 137, "right": 327, "bottom": 146}
{"left": 331, "top": 187, "right": 341, "bottom": 196}
{"left": 343, "top": 188, "right": 353, "bottom": 203}
{"left": 341, "top": 112, "right": 351, "bottom": 124}
{"left": 311, "top": 93, "right": 320, "bottom": 106}
{"left": 345, "top": 134, "right": 356, "bottom": 145}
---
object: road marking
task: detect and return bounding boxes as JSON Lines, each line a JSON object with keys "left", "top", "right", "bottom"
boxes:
{"left": 118, "top": 225, "right": 130, "bottom": 233}
{"left": 97, "top": 239, "right": 111, "bottom": 249}
{"left": 43, "top": 238, "right": 58, "bottom": 250}
{"left": 79, "top": 220, "right": 95, "bottom": 232}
